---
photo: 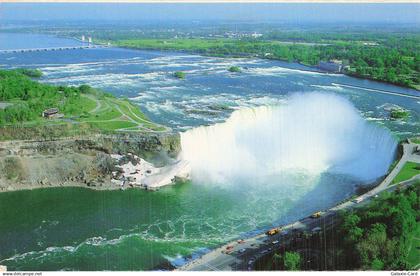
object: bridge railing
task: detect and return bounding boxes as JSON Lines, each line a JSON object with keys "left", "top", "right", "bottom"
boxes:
{"left": 0, "top": 45, "right": 106, "bottom": 54}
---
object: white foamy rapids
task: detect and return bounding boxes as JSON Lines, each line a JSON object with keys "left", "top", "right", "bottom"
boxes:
{"left": 180, "top": 93, "right": 397, "bottom": 184}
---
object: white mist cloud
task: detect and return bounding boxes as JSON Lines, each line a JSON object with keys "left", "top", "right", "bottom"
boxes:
{"left": 180, "top": 92, "right": 397, "bottom": 184}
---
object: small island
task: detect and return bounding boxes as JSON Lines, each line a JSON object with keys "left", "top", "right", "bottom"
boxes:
{"left": 228, "top": 66, "right": 241, "bottom": 73}
{"left": 390, "top": 108, "right": 409, "bottom": 120}
{"left": 173, "top": 71, "right": 186, "bottom": 79}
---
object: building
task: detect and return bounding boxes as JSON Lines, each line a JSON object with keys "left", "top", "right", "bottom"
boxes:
{"left": 42, "top": 108, "right": 62, "bottom": 119}
{"left": 251, "top": 32, "right": 263, "bottom": 38}
{"left": 318, "top": 60, "right": 344, "bottom": 73}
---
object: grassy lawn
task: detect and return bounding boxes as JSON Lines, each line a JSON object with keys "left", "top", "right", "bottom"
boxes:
{"left": 392, "top": 162, "right": 420, "bottom": 184}
{"left": 75, "top": 94, "right": 165, "bottom": 132}
{"left": 407, "top": 223, "right": 420, "bottom": 269}
{"left": 89, "top": 107, "right": 121, "bottom": 121}
{"left": 90, "top": 120, "right": 137, "bottom": 131}
{"left": 2, "top": 92, "right": 165, "bottom": 133}
{"left": 412, "top": 138, "right": 420, "bottom": 144}
{"left": 108, "top": 98, "right": 147, "bottom": 123}
{"left": 117, "top": 38, "right": 233, "bottom": 51}
{"left": 64, "top": 94, "right": 97, "bottom": 116}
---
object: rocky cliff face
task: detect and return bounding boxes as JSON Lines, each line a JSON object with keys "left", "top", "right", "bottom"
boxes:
{"left": 0, "top": 132, "right": 181, "bottom": 192}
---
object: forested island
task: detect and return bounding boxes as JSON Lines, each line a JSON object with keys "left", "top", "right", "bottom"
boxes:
{"left": 0, "top": 69, "right": 165, "bottom": 139}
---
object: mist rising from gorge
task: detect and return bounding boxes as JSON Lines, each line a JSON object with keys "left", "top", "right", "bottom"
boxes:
{"left": 180, "top": 93, "right": 397, "bottom": 185}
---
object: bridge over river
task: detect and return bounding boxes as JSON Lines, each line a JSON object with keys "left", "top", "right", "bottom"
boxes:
{"left": 0, "top": 44, "right": 108, "bottom": 54}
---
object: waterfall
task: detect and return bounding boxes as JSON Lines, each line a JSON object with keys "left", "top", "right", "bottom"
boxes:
{"left": 180, "top": 93, "right": 397, "bottom": 184}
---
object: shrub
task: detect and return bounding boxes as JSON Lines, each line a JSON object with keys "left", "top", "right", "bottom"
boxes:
{"left": 228, "top": 66, "right": 241, "bottom": 73}
{"left": 173, "top": 71, "right": 186, "bottom": 79}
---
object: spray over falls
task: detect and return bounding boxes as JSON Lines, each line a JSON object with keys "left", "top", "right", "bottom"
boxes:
{"left": 180, "top": 93, "right": 397, "bottom": 184}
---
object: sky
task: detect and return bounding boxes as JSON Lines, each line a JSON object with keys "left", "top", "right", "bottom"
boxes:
{"left": 0, "top": 3, "right": 419, "bottom": 24}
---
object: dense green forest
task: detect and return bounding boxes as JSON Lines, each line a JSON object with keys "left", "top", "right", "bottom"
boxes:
{"left": 338, "top": 184, "right": 419, "bottom": 270}
{"left": 0, "top": 69, "right": 91, "bottom": 124}
{"left": 260, "top": 182, "right": 420, "bottom": 270}
{"left": 116, "top": 36, "right": 420, "bottom": 89}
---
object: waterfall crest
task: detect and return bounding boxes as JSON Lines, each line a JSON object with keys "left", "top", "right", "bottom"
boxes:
{"left": 180, "top": 93, "right": 397, "bottom": 184}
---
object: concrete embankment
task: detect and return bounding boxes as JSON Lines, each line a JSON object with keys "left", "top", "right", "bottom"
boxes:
{"left": 0, "top": 132, "right": 181, "bottom": 192}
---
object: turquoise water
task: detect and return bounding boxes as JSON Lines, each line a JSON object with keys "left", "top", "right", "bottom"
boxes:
{"left": 0, "top": 174, "right": 355, "bottom": 270}
{"left": 0, "top": 33, "right": 418, "bottom": 271}
{"left": 0, "top": 33, "right": 85, "bottom": 50}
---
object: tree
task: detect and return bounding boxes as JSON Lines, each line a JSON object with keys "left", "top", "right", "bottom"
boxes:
{"left": 228, "top": 66, "right": 241, "bottom": 73}
{"left": 356, "top": 223, "right": 389, "bottom": 268}
{"left": 15, "top": 68, "right": 43, "bottom": 78}
{"left": 78, "top": 84, "right": 92, "bottom": 94}
{"left": 272, "top": 253, "right": 282, "bottom": 270}
{"left": 283, "top": 251, "right": 301, "bottom": 271}
{"left": 341, "top": 212, "right": 363, "bottom": 246}
{"left": 173, "top": 71, "right": 186, "bottom": 79}
{"left": 370, "top": 259, "right": 384, "bottom": 270}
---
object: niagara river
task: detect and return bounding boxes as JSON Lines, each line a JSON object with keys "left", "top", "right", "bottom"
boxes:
{"left": 0, "top": 33, "right": 419, "bottom": 271}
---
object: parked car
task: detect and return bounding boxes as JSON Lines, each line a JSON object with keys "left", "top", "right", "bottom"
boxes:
{"left": 248, "top": 257, "right": 255, "bottom": 265}
{"left": 352, "top": 198, "right": 362, "bottom": 203}
{"left": 265, "top": 227, "right": 281, "bottom": 236}
{"left": 312, "top": 226, "right": 322, "bottom": 233}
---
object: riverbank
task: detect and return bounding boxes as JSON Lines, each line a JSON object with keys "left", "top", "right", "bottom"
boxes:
{"left": 111, "top": 38, "right": 419, "bottom": 91}
{"left": 115, "top": 43, "right": 419, "bottom": 92}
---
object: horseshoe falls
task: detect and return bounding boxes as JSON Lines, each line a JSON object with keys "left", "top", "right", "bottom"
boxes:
{"left": 181, "top": 93, "right": 397, "bottom": 185}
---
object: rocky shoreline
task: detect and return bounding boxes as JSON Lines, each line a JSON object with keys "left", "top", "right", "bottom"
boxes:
{"left": 110, "top": 152, "right": 190, "bottom": 191}
{"left": 0, "top": 132, "right": 185, "bottom": 192}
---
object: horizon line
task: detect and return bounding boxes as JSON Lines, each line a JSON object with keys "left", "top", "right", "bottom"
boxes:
{"left": 1, "top": 0, "right": 419, "bottom": 3}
